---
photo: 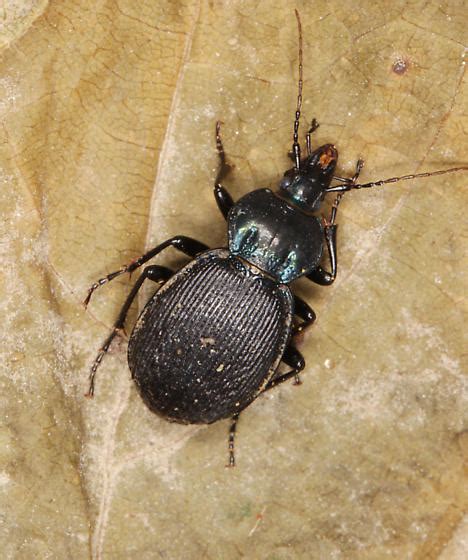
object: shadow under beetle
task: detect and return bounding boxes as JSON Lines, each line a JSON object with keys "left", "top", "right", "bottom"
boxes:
{"left": 85, "top": 11, "right": 466, "bottom": 466}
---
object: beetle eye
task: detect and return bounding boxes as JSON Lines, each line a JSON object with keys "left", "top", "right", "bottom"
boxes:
{"left": 279, "top": 176, "right": 291, "bottom": 188}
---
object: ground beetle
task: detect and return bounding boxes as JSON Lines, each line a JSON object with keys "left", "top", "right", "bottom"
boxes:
{"left": 85, "top": 11, "right": 466, "bottom": 466}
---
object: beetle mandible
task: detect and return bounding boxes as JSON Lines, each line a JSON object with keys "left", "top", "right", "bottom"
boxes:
{"left": 84, "top": 11, "right": 466, "bottom": 466}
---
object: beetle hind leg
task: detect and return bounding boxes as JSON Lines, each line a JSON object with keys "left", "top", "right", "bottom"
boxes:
{"left": 86, "top": 265, "right": 173, "bottom": 397}
{"left": 226, "top": 412, "right": 240, "bottom": 468}
{"left": 222, "top": 346, "right": 305, "bottom": 467}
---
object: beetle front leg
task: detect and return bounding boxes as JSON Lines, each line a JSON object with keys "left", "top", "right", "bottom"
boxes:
{"left": 305, "top": 117, "right": 320, "bottom": 156}
{"left": 329, "top": 158, "right": 364, "bottom": 224}
{"left": 288, "top": 117, "right": 320, "bottom": 161}
{"left": 308, "top": 158, "right": 364, "bottom": 286}
{"left": 214, "top": 121, "right": 234, "bottom": 220}
{"left": 84, "top": 236, "right": 208, "bottom": 306}
{"left": 86, "top": 265, "right": 173, "bottom": 397}
{"left": 214, "top": 185, "right": 234, "bottom": 220}
{"left": 307, "top": 224, "right": 337, "bottom": 286}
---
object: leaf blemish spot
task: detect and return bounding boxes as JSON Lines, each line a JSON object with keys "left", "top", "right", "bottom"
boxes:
{"left": 392, "top": 57, "right": 410, "bottom": 75}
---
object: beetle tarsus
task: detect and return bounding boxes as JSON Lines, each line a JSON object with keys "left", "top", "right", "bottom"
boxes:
{"left": 226, "top": 413, "right": 240, "bottom": 468}
{"left": 83, "top": 271, "right": 121, "bottom": 307}
{"left": 306, "top": 118, "right": 320, "bottom": 155}
{"left": 214, "top": 122, "right": 234, "bottom": 219}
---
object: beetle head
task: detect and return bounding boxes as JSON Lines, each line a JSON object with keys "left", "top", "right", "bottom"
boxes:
{"left": 278, "top": 144, "right": 338, "bottom": 212}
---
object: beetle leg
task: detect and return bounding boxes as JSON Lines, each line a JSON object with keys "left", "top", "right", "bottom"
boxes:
{"left": 226, "top": 412, "right": 240, "bottom": 468}
{"left": 265, "top": 345, "right": 305, "bottom": 390}
{"left": 306, "top": 224, "right": 337, "bottom": 286}
{"left": 307, "top": 159, "right": 364, "bottom": 287}
{"left": 231, "top": 342, "right": 305, "bottom": 464}
{"left": 214, "top": 121, "right": 234, "bottom": 220}
{"left": 305, "top": 117, "right": 320, "bottom": 156}
{"left": 328, "top": 158, "right": 364, "bottom": 224}
{"left": 292, "top": 295, "right": 316, "bottom": 336}
{"left": 288, "top": 118, "right": 320, "bottom": 160}
{"left": 332, "top": 157, "right": 364, "bottom": 188}
{"left": 86, "top": 265, "right": 173, "bottom": 397}
{"left": 84, "top": 236, "right": 208, "bottom": 306}
{"left": 214, "top": 185, "right": 234, "bottom": 220}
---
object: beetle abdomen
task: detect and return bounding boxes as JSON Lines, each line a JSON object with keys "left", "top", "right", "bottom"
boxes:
{"left": 128, "top": 249, "right": 293, "bottom": 424}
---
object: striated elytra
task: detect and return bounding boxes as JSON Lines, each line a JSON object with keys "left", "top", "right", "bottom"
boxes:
{"left": 128, "top": 249, "right": 293, "bottom": 425}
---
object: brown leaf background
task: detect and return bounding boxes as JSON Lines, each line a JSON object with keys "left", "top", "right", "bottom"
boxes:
{"left": 1, "top": 0, "right": 467, "bottom": 558}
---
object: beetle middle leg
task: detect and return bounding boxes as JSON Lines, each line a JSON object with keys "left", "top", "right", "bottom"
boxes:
{"left": 261, "top": 296, "right": 316, "bottom": 388}
{"left": 213, "top": 121, "right": 234, "bottom": 220}
{"left": 290, "top": 295, "right": 317, "bottom": 385}
{"left": 265, "top": 345, "right": 305, "bottom": 390}
{"left": 293, "top": 295, "right": 316, "bottom": 336}
{"left": 84, "top": 236, "right": 208, "bottom": 306}
{"left": 226, "top": 296, "right": 312, "bottom": 466}
{"left": 86, "top": 265, "right": 173, "bottom": 397}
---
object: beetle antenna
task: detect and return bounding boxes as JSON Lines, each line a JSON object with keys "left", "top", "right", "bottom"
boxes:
{"left": 325, "top": 165, "right": 468, "bottom": 193}
{"left": 292, "top": 9, "right": 303, "bottom": 171}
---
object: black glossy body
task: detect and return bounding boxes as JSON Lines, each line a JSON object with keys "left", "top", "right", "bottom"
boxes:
{"left": 128, "top": 249, "right": 293, "bottom": 423}
{"left": 85, "top": 134, "right": 343, "bottom": 466}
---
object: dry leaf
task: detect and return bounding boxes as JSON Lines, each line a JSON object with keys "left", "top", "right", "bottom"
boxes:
{"left": 1, "top": 1, "right": 466, "bottom": 558}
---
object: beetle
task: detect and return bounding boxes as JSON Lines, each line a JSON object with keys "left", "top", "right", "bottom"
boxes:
{"left": 84, "top": 11, "right": 466, "bottom": 466}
